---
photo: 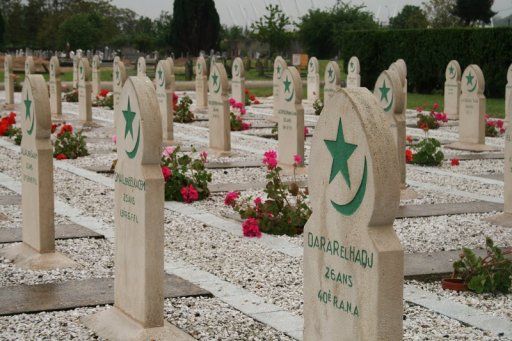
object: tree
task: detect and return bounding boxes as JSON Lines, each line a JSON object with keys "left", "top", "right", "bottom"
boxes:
{"left": 170, "top": 0, "right": 221, "bottom": 55}
{"left": 4, "top": 0, "right": 25, "bottom": 49}
{"left": 58, "top": 13, "right": 104, "bottom": 50}
{"left": 251, "top": 5, "right": 292, "bottom": 56}
{"left": 452, "top": 0, "right": 496, "bottom": 25}
{"left": 389, "top": 5, "right": 429, "bottom": 29}
{"left": 219, "top": 25, "right": 245, "bottom": 57}
{"left": 422, "top": 0, "right": 461, "bottom": 28}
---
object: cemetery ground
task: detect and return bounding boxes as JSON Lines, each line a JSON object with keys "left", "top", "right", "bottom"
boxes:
{"left": 0, "top": 88, "right": 511, "bottom": 340}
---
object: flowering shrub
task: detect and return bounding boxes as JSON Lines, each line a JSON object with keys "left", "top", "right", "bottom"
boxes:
{"left": 53, "top": 123, "right": 88, "bottom": 160}
{"left": 63, "top": 89, "right": 78, "bottom": 102}
{"left": 485, "top": 115, "right": 505, "bottom": 137}
{"left": 313, "top": 99, "right": 324, "bottom": 116}
{"left": 161, "top": 146, "right": 212, "bottom": 202}
{"left": 229, "top": 98, "right": 251, "bottom": 131}
{"left": 406, "top": 138, "right": 444, "bottom": 166}
{"left": 94, "top": 89, "right": 113, "bottom": 109}
{"left": 225, "top": 150, "right": 311, "bottom": 237}
{"left": 416, "top": 103, "right": 447, "bottom": 130}
{"left": 244, "top": 89, "right": 260, "bottom": 106}
{"left": 173, "top": 95, "right": 195, "bottom": 123}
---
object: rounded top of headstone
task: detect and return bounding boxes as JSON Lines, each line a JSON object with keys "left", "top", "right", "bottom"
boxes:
{"left": 232, "top": 57, "right": 245, "bottom": 79}
{"left": 156, "top": 59, "right": 172, "bottom": 90}
{"left": 78, "top": 58, "right": 91, "bottom": 82}
{"left": 196, "top": 55, "right": 207, "bottom": 77}
{"left": 25, "top": 56, "right": 35, "bottom": 75}
{"left": 445, "top": 60, "right": 461, "bottom": 81}
{"left": 308, "top": 57, "right": 319, "bottom": 74}
{"left": 21, "top": 75, "right": 51, "bottom": 141}
{"left": 396, "top": 59, "right": 407, "bottom": 77}
{"left": 113, "top": 56, "right": 120, "bottom": 64}
{"left": 137, "top": 57, "right": 146, "bottom": 77}
{"left": 308, "top": 87, "right": 399, "bottom": 227}
{"left": 273, "top": 56, "right": 287, "bottom": 80}
{"left": 507, "top": 63, "right": 512, "bottom": 84}
{"left": 117, "top": 76, "right": 162, "bottom": 165}
{"left": 324, "top": 61, "right": 341, "bottom": 86}
{"left": 461, "top": 64, "right": 484, "bottom": 95}
{"left": 166, "top": 57, "right": 175, "bottom": 73}
{"left": 373, "top": 69, "right": 404, "bottom": 115}
{"left": 49, "top": 56, "right": 60, "bottom": 79}
{"left": 113, "top": 58, "right": 126, "bottom": 88}
{"left": 348, "top": 56, "right": 360, "bottom": 75}
{"left": 209, "top": 62, "right": 228, "bottom": 96}
{"left": 280, "top": 66, "right": 302, "bottom": 105}
{"left": 92, "top": 55, "right": 100, "bottom": 68}
{"left": 388, "top": 62, "right": 405, "bottom": 86}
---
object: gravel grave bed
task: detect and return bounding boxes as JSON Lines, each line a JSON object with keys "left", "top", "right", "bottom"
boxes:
{"left": 439, "top": 159, "right": 504, "bottom": 177}
{"left": 0, "top": 202, "right": 72, "bottom": 230}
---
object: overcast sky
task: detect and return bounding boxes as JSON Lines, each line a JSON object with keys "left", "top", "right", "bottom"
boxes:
{"left": 111, "top": 0, "right": 512, "bottom": 25}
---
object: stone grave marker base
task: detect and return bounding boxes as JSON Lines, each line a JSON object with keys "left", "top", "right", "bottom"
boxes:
{"left": 401, "top": 186, "right": 419, "bottom": 200}
{"left": 483, "top": 212, "right": 512, "bottom": 228}
{"left": 208, "top": 148, "right": 232, "bottom": 157}
{"left": 277, "top": 163, "right": 307, "bottom": 176}
{"left": 0, "top": 243, "right": 76, "bottom": 270}
{"left": 80, "top": 121, "right": 102, "bottom": 128}
{"left": 0, "top": 223, "right": 103, "bottom": 243}
{"left": 446, "top": 142, "right": 499, "bottom": 152}
{"left": 83, "top": 308, "right": 194, "bottom": 341}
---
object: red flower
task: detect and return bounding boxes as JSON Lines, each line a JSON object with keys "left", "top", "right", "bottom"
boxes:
{"left": 405, "top": 149, "right": 413, "bottom": 163}
{"left": 249, "top": 95, "right": 256, "bottom": 101}
{"left": 0, "top": 121, "right": 10, "bottom": 136}
{"left": 241, "top": 122, "right": 251, "bottom": 130}
{"left": 224, "top": 191, "right": 240, "bottom": 206}
{"left": 432, "top": 102, "right": 439, "bottom": 111}
{"left": 51, "top": 123, "right": 59, "bottom": 134}
{"left": 406, "top": 135, "right": 413, "bottom": 144}
{"left": 58, "top": 124, "right": 73, "bottom": 137}
{"left": 293, "top": 154, "right": 302, "bottom": 166}
{"left": 98, "top": 89, "right": 110, "bottom": 98}
{"left": 242, "top": 217, "right": 261, "bottom": 238}
{"left": 55, "top": 153, "right": 67, "bottom": 160}
{"left": 419, "top": 123, "right": 429, "bottom": 132}
{"left": 451, "top": 158, "right": 460, "bottom": 166}
{"left": 262, "top": 150, "right": 278, "bottom": 170}
{"left": 6, "top": 112, "right": 16, "bottom": 125}
{"left": 181, "top": 184, "right": 199, "bottom": 203}
{"left": 254, "top": 100, "right": 260, "bottom": 105}
{"left": 161, "top": 166, "right": 172, "bottom": 181}
{"left": 244, "top": 89, "right": 249, "bottom": 95}
{"left": 496, "top": 120, "right": 504, "bottom": 129}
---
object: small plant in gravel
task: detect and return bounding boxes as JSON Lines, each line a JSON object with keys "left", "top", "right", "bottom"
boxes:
{"left": 94, "top": 89, "right": 113, "bottom": 109}
{"left": 485, "top": 115, "right": 505, "bottom": 137}
{"left": 229, "top": 98, "right": 251, "bottom": 131}
{"left": 406, "top": 137, "right": 444, "bottom": 166}
{"left": 173, "top": 95, "right": 195, "bottom": 123}
{"left": 53, "top": 123, "right": 88, "bottom": 160}
{"left": 63, "top": 89, "right": 78, "bottom": 102}
{"left": 161, "top": 146, "right": 212, "bottom": 203}
{"left": 416, "top": 103, "right": 447, "bottom": 130}
{"left": 244, "top": 89, "right": 260, "bottom": 106}
{"left": 450, "top": 237, "right": 512, "bottom": 294}
{"left": 225, "top": 150, "right": 311, "bottom": 237}
{"left": 313, "top": 99, "right": 324, "bottom": 115}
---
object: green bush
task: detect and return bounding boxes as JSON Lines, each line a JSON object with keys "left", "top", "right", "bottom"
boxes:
{"left": 338, "top": 27, "right": 512, "bottom": 97}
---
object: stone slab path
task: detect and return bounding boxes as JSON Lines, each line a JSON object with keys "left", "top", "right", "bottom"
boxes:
{"left": 397, "top": 201, "right": 503, "bottom": 219}
{"left": 0, "top": 224, "right": 103, "bottom": 244}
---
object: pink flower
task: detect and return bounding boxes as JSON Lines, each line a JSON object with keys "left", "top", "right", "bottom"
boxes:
{"left": 433, "top": 102, "right": 439, "bottom": 111}
{"left": 112, "top": 134, "right": 117, "bottom": 144}
{"left": 229, "top": 98, "right": 236, "bottom": 106}
{"left": 262, "top": 150, "right": 278, "bottom": 169}
{"left": 416, "top": 106, "right": 423, "bottom": 113}
{"left": 240, "top": 108, "right": 247, "bottom": 115}
{"left": 304, "top": 127, "right": 310, "bottom": 137}
{"left": 500, "top": 128, "right": 506, "bottom": 135}
{"left": 200, "top": 151, "right": 208, "bottom": 162}
{"left": 293, "top": 154, "right": 302, "bottom": 166}
{"left": 254, "top": 197, "right": 263, "bottom": 206}
{"left": 434, "top": 112, "right": 448, "bottom": 123}
{"left": 241, "top": 122, "right": 251, "bottom": 130}
{"left": 162, "top": 146, "right": 175, "bottom": 157}
{"left": 242, "top": 218, "right": 261, "bottom": 238}
{"left": 161, "top": 166, "right": 172, "bottom": 181}
{"left": 181, "top": 184, "right": 199, "bottom": 203}
{"left": 224, "top": 191, "right": 240, "bottom": 206}
{"left": 497, "top": 120, "right": 504, "bottom": 129}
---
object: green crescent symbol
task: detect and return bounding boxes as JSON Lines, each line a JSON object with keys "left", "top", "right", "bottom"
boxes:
{"left": 158, "top": 67, "right": 165, "bottom": 87}
{"left": 283, "top": 76, "right": 294, "bottom": 102}
{"left": 234, "top": 63, "right": 240, "bottom": 76}
{"left": 213, "top": 72, "right": 221, "bottom": 93}
{"left": 350, "top": 62, "right": 355, "bottom": 72}
{"left": 383, "top": 96, "right": 394, "bottom": 112}
{"left": 285, "top": 88, "right": 295, "bottom": 102}
{"left": 24, "top": 93, "right": 34, "bottom": 136}
{"left": 331, "top": 158, "right": 367, "bottom": 216}
{"left": 126, "top": 125, "right": 140, "bottom": 159}
{"left": 123, "top": 98, "right": 140, "bottom": 159}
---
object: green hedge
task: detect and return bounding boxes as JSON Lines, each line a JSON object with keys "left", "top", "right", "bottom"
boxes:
{"left": 338, "top": 27, "right": 512, "bottom": 98}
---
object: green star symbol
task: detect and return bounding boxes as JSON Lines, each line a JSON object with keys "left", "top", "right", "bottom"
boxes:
{"left": 24, "top": 93, "right": 31, "bottom": 120}
{"left": 158, "top": 69, "right": 163, "bottom": 80}
{"left": 234, "top": 64, "right": 238, "bottom": 71}
{"left": 115, "top": 69, "right": 119, "bottom": 79}
{"left": 449, "top": 65, "right": 454, "bottom": 75}
{"left": 324, "top": 118, "right": 358, "bottom": 188}
{"left": 79, "top": 65, "right": 83, "bottom": 74}
{"left": 350, "top": 62, "right": 354, "bottom": 69}
{"left": 328, "top": 68, "right": 333, "bottom": 78}
{"left": 379, "top": 80, "right": 390, "bottom": 102}
{"left": 277, "top": 65, "right": 281, "bottom": 75}
{"left": 122, "top": 98, "right": 136, "bottom": 139}
{"left": 212, "top": 72, "right": 218, "bottom": 86}
{"left": 283, "top": 76, "right": 291, "bottom": 93}
{"left": 466, "top": 72, "right": 474, "bottom": 86}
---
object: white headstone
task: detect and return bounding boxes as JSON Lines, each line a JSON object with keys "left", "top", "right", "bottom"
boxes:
{"left": 24, "top": 56, "right": 35, "bottom": 76}
{"left": 4, "top": 54, "right": 14, "bottom": 105}
{"left": 49, "top": 56, "right": 62, "bottom": 116}
{"left": 231, "top": 57, "right": 245, "bottom": 104}
{"left": 395, "top": 59, "right": 408, "bottom": 110}
{"left": 208, "top": 63, "right": 230, "bottom": 155}
{"left": 273, "top": 56, "right": 288, "bottom": 120}
{"left": 72, "top": 55, "right": 79, "bottom": 89}
{"left": 113, "top": 56, "right": 127, "bottom": 114}
{"left": 324, "top": 61, "right": 341, "bottom": 108}
{"left": 0, "top": 75, "right": 75, "bottom": 270}
{"left": 444, "top": 60, "right": 462, "bottom": 120}
{"left": 276, "top": 67, "right": 304, "bottom": 167}
{"left": 156, "top": 59, "right": 175, "bottom": 143}
{"left": 374, "top": 70, "right": 406, "bottom": 187}
{"left": 92, "top": 55, "right": 101, "bottom": 97}
{"left": 137, "top": 57, "right": 146, "bottom": 77}
{"left": 506, "top": 64, "right": 512, "bottom": 123}
{"left": 346, "top": 56, "right": 361, "bottom": 88}
{"left": 78, "top": 58, "right": 92, "bottom": 122}
{"left": 304, "top": 87, "right": 403, "bottom": 340}
{"left": 307, "top": 57, "right": 320, "bottom": 102}
{"left": 195, "top": 55, "right": 208, "bottom": 110}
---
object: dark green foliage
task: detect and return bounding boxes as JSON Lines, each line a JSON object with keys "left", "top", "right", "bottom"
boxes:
{"left": 58, "top": 13, "right": 104, "bottom": 50}
{"left": 338, "top": 27, "right": 512, "bottom": 97}
{"left": 251, "top": 5, "right": 292, "bottom": 56}
{"left": 389, "top": 5, "right": 429, "bottom": 29}
{"left": 452, "top": 0, "right": 496, "bottom": 26}
{"left": 170, "top": 0, "right": 221, "bottom": 55}
{"left": 411, "top": 138, "right": 444, "bottom": 166}
{"left": 0, "top": 8, "right": 4, "bottom": 50}
{"left": 453, "top": 237, "right": 512, "bottom": 294}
